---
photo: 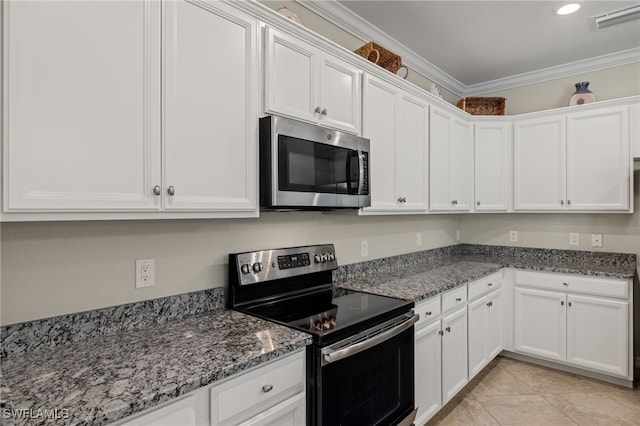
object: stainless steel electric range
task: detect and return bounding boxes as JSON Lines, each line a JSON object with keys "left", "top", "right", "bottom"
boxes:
{"left": 228, "top": 244, "right": 418, "bottom": 426}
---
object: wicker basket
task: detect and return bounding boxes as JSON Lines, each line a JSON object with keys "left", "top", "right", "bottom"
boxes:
{"left": 355, "top": 41, "right": 408, "bottom": 79}
{"left": 457, "top": 97, "right": 506, "bottom": 115}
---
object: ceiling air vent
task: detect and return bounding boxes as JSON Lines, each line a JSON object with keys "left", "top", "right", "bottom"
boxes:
{"left": 591, "top": 4, "right": 640, "bottom": 30}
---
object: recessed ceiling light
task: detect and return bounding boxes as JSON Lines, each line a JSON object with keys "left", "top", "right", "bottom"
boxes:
{"left": 557, "top": 3, "right": 581, "bottom": 15}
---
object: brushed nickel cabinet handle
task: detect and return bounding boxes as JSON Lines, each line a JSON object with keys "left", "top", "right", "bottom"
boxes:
{"left": 262, "top": 384, "right": 273, "bottom": 393}
{"left": 167, "top": 186, "right": 175, "bottom": 196}
{"left": 153, "top": 185, "right": 161, "bottom": 196}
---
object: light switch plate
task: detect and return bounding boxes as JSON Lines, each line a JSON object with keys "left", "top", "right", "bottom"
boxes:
{"left": 591, "top": 233, "right": 603, "bottom": 247}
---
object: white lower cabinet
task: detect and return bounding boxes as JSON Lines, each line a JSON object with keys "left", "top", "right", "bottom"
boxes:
{"left": 121, "top": 396, "right": 197, "bottom": 426}
{"left": 115, "top": 351, "right": 305, "bottom": 426}
{"left": 513, "top": 270, "right": 631, "bottom": 378}
{"left": 414, "top": 288, "right": 470, "bottom": 426}
{"left": 441, "top": 306, "right": 468, "bottom": 403}
{"left": 468, "top": 289, "right": 503, "bottom": 379}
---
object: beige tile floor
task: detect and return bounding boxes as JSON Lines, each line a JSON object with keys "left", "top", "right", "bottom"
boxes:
{"left": 426, "top": 356, "right": 640, "bottom": 425}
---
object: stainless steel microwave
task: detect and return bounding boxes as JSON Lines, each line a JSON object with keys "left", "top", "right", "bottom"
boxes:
{"left": 259, "top": 115, "right": 370, "bottom": 210}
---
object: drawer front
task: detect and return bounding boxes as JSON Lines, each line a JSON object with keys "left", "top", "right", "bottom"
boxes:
{"left": 468, "top": 271, "right": 502, "bottom": 301}
{"left": 211, "top": 351, "right": 305, "bottom": 425}
{"left": 415, "top": 295, "right": 441, "bottom": 329}
{"left": 442, "top": 285, "right": 467, "bottom": 313}
{"left": 515, "top": 270, "right": 628, "bottom": 299}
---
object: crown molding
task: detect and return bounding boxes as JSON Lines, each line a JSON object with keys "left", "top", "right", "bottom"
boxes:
{"left": 297, "top": 0, "right": 640, "bottom": 97}
{"left": 463, "top": 48, "right": 640, "bottom": 96}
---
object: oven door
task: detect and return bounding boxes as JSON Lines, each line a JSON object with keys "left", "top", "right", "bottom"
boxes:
{"left": 312, "top": 313, "right": 418, "bottom": 426}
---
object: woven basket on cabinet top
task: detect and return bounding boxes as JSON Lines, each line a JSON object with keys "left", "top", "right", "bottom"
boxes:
{"left": 457, "top": 97, "right": 506, "bottom": 115}
{"left": 354, "top": 41, "right": 408, "bottom": 79}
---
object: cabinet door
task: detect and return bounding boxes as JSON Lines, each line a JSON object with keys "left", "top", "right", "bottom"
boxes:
{"left": 361, "top": 75, "right": 398, "bottom": 211}
{"left": 318, "top": 53, "right": 362, "bottom": 134}
{"left": 121, "top": 396, "right": 196, "bottom": 426}
{"left": 566, "top": 294, "right": 628, "bottom": 376}
{"left": 3, "top": 0, "right": 161, "bottom": 211}
{"left": 485, "top": 289, "right": 503, "bottom": 361}
{"left": 264, "top": 27, "right": 317, "bottom": 123}
{"left": 566, "top": 106, "right": 630, "bottom": 211}
{"left": 514, "top": 288, "right": 566, "bottom": 361}
{"left": 467, "top": 296, "right": 488, "bottom": 379}
{"left": 513, "top": 116, "right": 566, "bottom": 211}
{"left": 396, "top": 93, "right": 429, "bottom": 211}
{"left": 414, "top": 320, "right": 442, "bottom": 426}
{"left": 451, "top": 117, "right": 473, "bottom": 211}
{"left": 429, "top": 108, "right": 453, "bottom": 211}
{"left": 163, "top": 0, "right": 258, "bottom": 211}
{"left": 239, "top": 393, "right": 305, "bottom": 426}
{"left": 474, "top": 123, "right": 511, "bottom": 211}
{"left": 441, "top": 307, "right": 468, "bottom": 403}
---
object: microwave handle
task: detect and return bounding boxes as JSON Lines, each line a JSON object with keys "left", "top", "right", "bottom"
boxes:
{"left": 346, "top": 150, "right": 354, "bottom": 194}
{"left": 358, "top": 151, "right": 367, "bottom": 195}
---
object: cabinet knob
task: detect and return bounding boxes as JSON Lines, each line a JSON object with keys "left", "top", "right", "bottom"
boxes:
{"left": 560, "top": 200, "right": 565, "bottom": 206}
{"left": 262, "top": 384, "right": 273, "bottom": 393}
{"left": 153, "top": 185, "right": 161, "bottom": 196}
{"left": 563, "top": 282, "right": 569, "bottom": 286}
{"left": 445, "top": 326, "right": 451, "bottom": 333}
{"left": 167, "top": 186, "right": 175, "bottom": 196}
{"left": 455, "top": 297, "right": 462, "bottom": 302}
{"left": 321, "top": 108, "right": 328, "bottom": 116}
{"left": 487, "top": 283, "right": 492, "bottom": 287}
{"left": 477, "top": 201, "right": 481, "bottom": 206}
{"left": 568, "top": 301, "right": 572, "bottom": 307}
{"left": 425, "top": 311, "right": 432, "bottom": 316}
{"left": 561, "top": 301, "right": 565, "bottom": 306}
{"left": 567, "top": 199, "right": 571, "bottom": 206}
{"left": 315, "top": 106, "right": 322, "bottom": 114}
{"left": 438, "top": 330, "right": 444, "bottom": 336}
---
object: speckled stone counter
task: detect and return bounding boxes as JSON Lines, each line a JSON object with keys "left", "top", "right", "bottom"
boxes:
{"left": 0, "top": 309, "right": 311, "bottom": 426}
{"left": 335, "top": 244, "right": 636, "bottom": 302}
{"left": 2, "top": 310, "right": 311, "bottom": 425}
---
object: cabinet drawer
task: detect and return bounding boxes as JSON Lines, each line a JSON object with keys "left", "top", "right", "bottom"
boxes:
{"left": 442, "top": 286, "right": 467, "bottom": 313}
{"left": 515, "top": 270, "right": 628, "bottom": 299}
{"left": 415, "top": 295, "right": 441, "bottom": 329}
{"left": 468, "top": 271, "right": 502, "bottom": 301}
{"left": 211, "top": 351, "right": 305, "bottom": 425}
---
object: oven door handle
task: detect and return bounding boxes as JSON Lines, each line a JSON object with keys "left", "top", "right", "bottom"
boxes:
{"left": 322, "top": 313, "right": 419, "bottom": 365}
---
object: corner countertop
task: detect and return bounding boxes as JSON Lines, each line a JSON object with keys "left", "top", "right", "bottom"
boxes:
{"left": 0, "top": 309, "right": 311, "bottom": 426}
{"left": 336, "top": 248, "right": 636, "bottom": 303}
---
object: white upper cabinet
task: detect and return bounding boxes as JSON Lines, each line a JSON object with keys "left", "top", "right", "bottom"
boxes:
{"left": 514, "top": 104, "right": 632, "bottom": 212}
{"left": 361, "top": 74, "right": 428, "bottom": 213}
{"left": 3, "top": 0, "right": 162, "bottom": 212}
{"left": 2, "top": 0, "right": 258, "bottom": 219}
{"left": 474, "top": 123, "right": 512, "bottom": 211}
{"left": 163, "top": 0, "right": 258, "bottom": 212}
{"left": 429, "top": 107, "right": 473, "bottom": 212}
{"left": 566, "top": 106, "right": 630, "bottom": 211}
{"left": 513, "top": 115, "right": 566, "bottom": 211}
{"left": 264, "top": 27, "right": 361, "bottom": 134}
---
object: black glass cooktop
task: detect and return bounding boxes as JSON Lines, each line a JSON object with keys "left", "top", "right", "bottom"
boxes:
{"left": 243, "top": 288, "right": 413, "bottom": 345}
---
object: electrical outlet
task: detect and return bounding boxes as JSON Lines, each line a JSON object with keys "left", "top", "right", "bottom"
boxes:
{"left": 456, "top": 229, "right": 461, "bottom": 241}
{"left": 569, "top": 233, "right": 580, "bottom": 246}
{"left": 361, "top": 240, "right": 368, "bottom": 257}
{"left": 591, "top": 233, "right": 603, "bottom": 248}
{"left": 417, "top": 233, "right": 422, "bottom": 246}
{"left": 136, "top": 259, "right": 155, "bottom": 288}
{"left": 509, "top": 230, "right": 518, "bottom": 243}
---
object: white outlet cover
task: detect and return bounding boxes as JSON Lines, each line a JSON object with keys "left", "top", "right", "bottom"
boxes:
{"left": 569, "top": 233, "right": 580, "bottom": 246}
{"left": 509, "top": 230, "right": 518, "bottom": 243}
{"left": 136, "top": 259, "right": 155, "bottom": 288}
{"left": 361, "top": 240, "right": 368, "bottom": 257}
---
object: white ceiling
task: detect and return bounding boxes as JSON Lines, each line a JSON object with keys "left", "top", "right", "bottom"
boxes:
{"left": 300, "top": 1, "right": 640, "bottom": 96}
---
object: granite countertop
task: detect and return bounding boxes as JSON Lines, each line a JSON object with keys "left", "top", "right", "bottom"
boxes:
{"left": 337, "top": 247, "right": 636, "bottom": 303}
{"left": 0, "top": 309, "right": 311, "bottom": 426}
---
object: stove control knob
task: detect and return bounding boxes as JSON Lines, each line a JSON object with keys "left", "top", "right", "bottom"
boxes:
{"left": 328, "top": 252, "right": 336, "bottom": 261}
{"left": 321, "top": 253, "right": 328, "bottom": 263}
{"left": 240, "top": 264, "right": 251, "bottom": 274}
{"left": 252, "top": 262, "right": 263, "bottom": 273}
{"left": 314, "top": 254, "right": 321, "bottom": 263}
